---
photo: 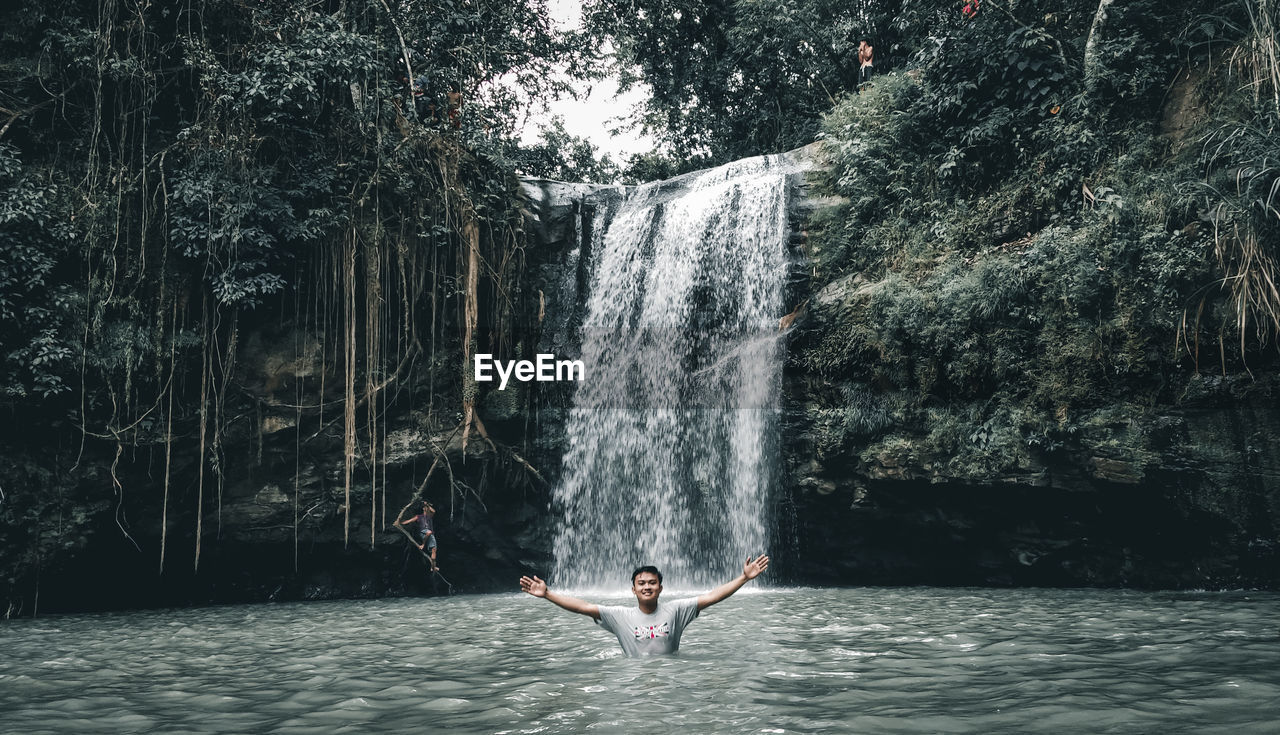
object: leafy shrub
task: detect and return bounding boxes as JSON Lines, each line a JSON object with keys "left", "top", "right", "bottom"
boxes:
{"left": 796, "top": 0, "right": 1246, "bottom": 472}
{"left": 0, "top": 144, "right": 77, "bottom": 398}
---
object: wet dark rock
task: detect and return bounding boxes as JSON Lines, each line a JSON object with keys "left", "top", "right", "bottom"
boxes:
{"left": 780, "top": 353, "right": 1280, "bottom": 589}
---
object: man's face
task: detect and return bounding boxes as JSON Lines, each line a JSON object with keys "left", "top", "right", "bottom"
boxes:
{"left": 631, "top": 572, "right": 662, "bottom": 603}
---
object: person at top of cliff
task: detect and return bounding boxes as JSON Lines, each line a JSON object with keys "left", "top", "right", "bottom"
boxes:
{"left": 445, "top": 81, "right": 463, "bottom": 129}
{"left": 857, "top": 38, "right": 875, "bottom": 92}
{"left": 518, "top": 555, "right": 770, "bottom": 656}
{"left": 395, "top": 500, "right": 438, "bottom": 571}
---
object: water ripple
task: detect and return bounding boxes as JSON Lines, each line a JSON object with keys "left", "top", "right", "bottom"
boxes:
{"left": 2, "top": 589, "right": 1279, "bottom": 733}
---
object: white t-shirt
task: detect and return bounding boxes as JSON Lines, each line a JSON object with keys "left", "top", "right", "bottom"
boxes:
{"left": 595, "top": 597, "right": 700, "bottom": 656}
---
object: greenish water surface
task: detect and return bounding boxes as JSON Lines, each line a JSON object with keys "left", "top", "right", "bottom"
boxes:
{"left": 2, "top": 587, "right": 1278, "bottom": 733}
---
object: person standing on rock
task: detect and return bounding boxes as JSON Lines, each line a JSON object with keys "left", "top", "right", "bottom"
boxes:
{"left": 517, "top": 555, "right": 769, "bottom": 656}
{"left": 395, "top": 500, "right": 438, "bottom": 571}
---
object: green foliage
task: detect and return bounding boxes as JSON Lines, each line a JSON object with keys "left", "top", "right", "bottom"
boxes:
{"left": 185, "top": 15, "right": 377, "bottom": 124}
{"left": 511, "top": 116, "right": 621, "bottom": 183}
{"left": 168, "top": 151, "right": 307, "bottom": 306}
{"left": 803, "top": 184, "right": 1213, "bottom": 408}
{"left": 1083, "top": 1, "right": 1192, "bottom": 116}
{"left": 837, "top": 382, "right": 906, "bottom": 440}
{"left": 911, "top": 17, "right": 1070, "bottom": 183}
{"left": 586, "top": 0, "right": 1206, "bottom": 169}
{"left": 794, "top": 0, "right": 1256, "bottom": 472}
{"left": 617, "top": 151, "right": 687, "bottom": 184}
{"left": 585, "top": 0, "right": 888, "bottom": 164}
{"left": 1187, "top": 1, "right": 1280, "bottom": 354}
{"left": 0, "top": 144, "right": 77, "bottom": 399}
{"left": 0, "top": 0, "right": 582, "bottom": 489}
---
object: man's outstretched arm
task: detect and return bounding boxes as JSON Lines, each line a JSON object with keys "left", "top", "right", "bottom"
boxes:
{"left": 697, "top": 554, "right": 769, "bottom": 611}
{"left": 519, "top": 575, "right": 601, "bottom": 620}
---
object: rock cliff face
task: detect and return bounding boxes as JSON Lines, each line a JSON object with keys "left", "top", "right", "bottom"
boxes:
{"left": 6, "top": 142, "right": 1277, "bottom": 615}
{"left": 781, "top": 387, "right": 1280, "bottom": 588}
{"left": 468, "top": 141, "right": 1278, "bottom": 592}
{"left": 782, "top": 237, "right": 1280, "bottom": 589}
{"left": 2, "top": 144, "right": 830, "bottom": 614}
{"left": 14, "top": 364, "right": 554, "bottom": 613}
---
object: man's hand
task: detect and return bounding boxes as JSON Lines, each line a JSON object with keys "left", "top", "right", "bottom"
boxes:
{"left": 417, "top": 543, "right": 425, "bottom": 550}
{"left": 518, "top": 576, "right": 599, "bottom": 618}
{"left": 519, "top": 575, "right": 548, "bottom": 598}
{"left": 743, "top": 554, "right": 770, "bottom": 580}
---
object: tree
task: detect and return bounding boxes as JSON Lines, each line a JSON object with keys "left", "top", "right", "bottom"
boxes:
{"left": 512, "top": 116, "right": 621, "bottom": 183}
{"left": 584, "top": 0, "right": 926, "bottom": 165}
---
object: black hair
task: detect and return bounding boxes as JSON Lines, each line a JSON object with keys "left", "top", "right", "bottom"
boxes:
{"left": 631, "top": 565, "right": 662, "bottom": 584}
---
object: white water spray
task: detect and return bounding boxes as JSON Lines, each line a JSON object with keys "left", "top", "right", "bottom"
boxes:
{"left": 551, "top": 155, "right": 790, "bottom": 588}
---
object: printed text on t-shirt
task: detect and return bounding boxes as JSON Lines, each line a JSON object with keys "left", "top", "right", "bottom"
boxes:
{"left": 632, "top": 622, "right": 670, "bottom": 640}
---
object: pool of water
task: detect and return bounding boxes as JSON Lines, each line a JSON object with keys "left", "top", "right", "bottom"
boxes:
{"left": 2, "top": 587, "right": 1278, "bottom": 733}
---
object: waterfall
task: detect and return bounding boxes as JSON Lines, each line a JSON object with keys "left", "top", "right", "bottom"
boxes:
{"left": 551, "top": 155, "right": 791, "bottom": 589}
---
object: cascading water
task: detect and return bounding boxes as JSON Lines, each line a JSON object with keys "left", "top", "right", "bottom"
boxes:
{"left": 551, "top": 155, "right": 791, "bottom": 589}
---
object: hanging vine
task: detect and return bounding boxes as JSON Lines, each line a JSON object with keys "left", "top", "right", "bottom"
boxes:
{"left": 1, "top": 0, "right": 575, "bottom": 611}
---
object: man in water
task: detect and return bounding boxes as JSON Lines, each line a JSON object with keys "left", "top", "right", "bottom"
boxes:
{"left": 395, "top": 500, "right": 438, "bottom": 571}
{"left": 518, "top": 554, "right": 769, "bottom": 656}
